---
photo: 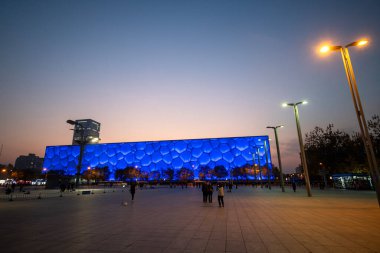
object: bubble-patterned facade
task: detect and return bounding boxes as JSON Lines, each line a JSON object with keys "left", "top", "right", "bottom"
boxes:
{"left": 43, "top": 136, "right": 272, "bottom": 180}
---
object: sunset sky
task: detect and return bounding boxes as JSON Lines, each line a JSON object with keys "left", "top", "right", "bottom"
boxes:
{"left": 1, "top": 0, "right": 379, "bottom": 173}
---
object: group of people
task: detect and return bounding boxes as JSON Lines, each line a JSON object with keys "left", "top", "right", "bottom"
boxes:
{"left": 202, "top": 182, "right": 224, "bottom": 207}
{"left": 59, "top": 181, "right": 75, "bottom": 192}
{"left": 127, "top": 181, "right": 226, "bottom": 207}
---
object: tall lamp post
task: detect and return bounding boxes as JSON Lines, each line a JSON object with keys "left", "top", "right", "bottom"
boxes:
{"left": 267, "top": 125, "right": 285, "bottom": 192}
{"left": 320, "top": 39, "right": 380, "bottom": 206}
{"left": 67, "top": 119, "right": 85, "bottom": 188}
{"left": 283, "top": 101, "right": 312, "bottom": 197}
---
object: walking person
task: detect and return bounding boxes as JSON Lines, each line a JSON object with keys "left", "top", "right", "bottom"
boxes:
{"left": 207, "top": 183, "right": 213, "bottom": 203}
{"left": 130, "top": 182, "right": 136, "bottom": 200}
{"left": 292, "top": 179, "right": 297, "bottom": 192}
{"left": 202, "top": 182, "right": 207, "bottom": 203}
{"left": 217, "top": 184, "right": 224, "bottom": 207}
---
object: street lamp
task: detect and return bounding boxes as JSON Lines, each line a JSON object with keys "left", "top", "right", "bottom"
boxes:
{"left": 267, "top": 125, "right": 285, "bottom": 192}
{"left": 283, "top": 101, "right": 312, "bottom": 197}
{"left": 319, "top": 39, "right": 380, "bottom": 206}
{"left": 66, "top": 119, "right": 86, "bottom": 188}
{"left": 1, "top": 168, "right": 7, "bottom": 179}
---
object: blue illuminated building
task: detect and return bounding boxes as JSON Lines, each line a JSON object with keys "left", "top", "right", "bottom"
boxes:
{"left": 43, "top": 136, "right": 272, "bottom": 181}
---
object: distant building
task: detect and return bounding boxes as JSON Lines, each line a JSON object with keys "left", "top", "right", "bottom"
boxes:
{"left": 15, "top": 153, "right": 44, "bottom": 170}
{"left": 72, "top": 119, "right": 101, "bottom": 145}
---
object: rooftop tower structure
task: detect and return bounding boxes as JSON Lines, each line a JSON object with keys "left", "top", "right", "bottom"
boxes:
{"left": 71, "top": 119, "right": 101, "bottom": 145}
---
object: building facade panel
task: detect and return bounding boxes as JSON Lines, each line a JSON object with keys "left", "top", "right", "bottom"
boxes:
{"left": 43, "top": 136, "right": 272, "bottom": 180}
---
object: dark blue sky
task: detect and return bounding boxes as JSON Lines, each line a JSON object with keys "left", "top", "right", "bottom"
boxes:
{"left": 1, "top": 0, "right": 379, "bottom": 172}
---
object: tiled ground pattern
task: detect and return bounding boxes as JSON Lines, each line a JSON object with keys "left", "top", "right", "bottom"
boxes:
{"left": 0, "top": 186, "right": 379, "bottom": 253}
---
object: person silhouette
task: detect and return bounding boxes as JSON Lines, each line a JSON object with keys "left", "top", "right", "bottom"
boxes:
{"left": 217, "top": 184, "right": 224, "bottom": 207}
{"left": 130, "top": 182, "right": 136, "bottom": 200}
{"left": 292, "top": 180, "right": 297, "bottom": 192}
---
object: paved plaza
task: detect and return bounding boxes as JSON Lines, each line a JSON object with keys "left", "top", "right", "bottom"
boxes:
{"left": 1, "top": 185, "right": 380, "bottom": 253}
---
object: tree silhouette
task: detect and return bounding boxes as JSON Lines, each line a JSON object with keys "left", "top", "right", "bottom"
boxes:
{"left": 83, "top": 166, "right": 109, "bottom": 182}
{"left": 303, "top": 119, "right": 380, "bottom": 176}
{"left": 213, "top": 166, "right": 228, "bottom": 179}
{"left": 162, "top": 168, "right": 174, "bottom": 182}
{"left": 149, "top": 170, "right": 161, "bottom": 181}
{"left": 368, "top": 115, "right": 380, "bottom": 160}
{"left": 198, "top": 166, "right": 213, "bottom": 180}
{"left": 176, "top": 167, "right": 194, "bottom": 181}
{"left": 115, "top": 166, "right": 141, "bottom": 182}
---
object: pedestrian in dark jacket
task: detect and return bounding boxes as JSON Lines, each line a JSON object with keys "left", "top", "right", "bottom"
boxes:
{"left": 130, "top": 182, "right": 136, "bottom": 200}
{"left": 292, "top": 180, "right": 297, "bottom": 192}
{"left": 207, "top": 183, "right": 213, "bottom": 203}
{"left": 202, "top": 183, "right": 207, "bottom": 203}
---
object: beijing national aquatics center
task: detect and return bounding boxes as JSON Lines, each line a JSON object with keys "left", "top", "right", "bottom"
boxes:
{"left": 43, "top": 136, "right": 272, "bottom": 181}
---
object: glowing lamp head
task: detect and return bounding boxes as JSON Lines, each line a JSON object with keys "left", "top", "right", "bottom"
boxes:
{"left": 320, "top": 45, "right": 330, "bottom": 53}
{"left": 357, "top": 40, "right": 368, "bottom": 46}
{"left": 90, "top": 137, "right": 99, "bottom": 143}
{"left": 302, "top": 101, "right": 308, "bottom": 105}
{"left": 346, "top": 39, "right": 369, "bottom": 48}
{"left": 282, "top": 103, "right": 288, "bottom": 107}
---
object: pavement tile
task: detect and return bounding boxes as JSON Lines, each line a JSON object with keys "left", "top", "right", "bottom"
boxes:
{"left": 365, "top": 242, "right": 380, "bottom": 252}
{"left": 243, "top": 237, "right": 263, "bottom": 244}
{"left": 227, "top": 232, "right": 244, "bottom": 241}
{"left": 346, "top": 247, "right": 378, "bottom": 253}
{"left": 226, "top": 240, "right": 247, "bottom": 253}
{"left": 167, "top": 238, "right": 190, "bottom": 249}
{"left": 130, "top": 239, "right": 171, "bottom": 248}
{"left": 266, "top": 243, "right": 290, "bottom": 253}
{"left": 206, "top": 239, "right": 226, "bottom": 252}
{"left": 245, "top": 242, "right": 268, "bottom": 252}
{"left": 187, "top": 238, "right": 209, "bottom": 250}
{"left": 282, "top": 243, "right": 309, "bottom": 253}
{"left": 210, "top": 231, "right": 226, "bottom": 240}
{"left": 302, "top": 243, "right": 330, "bottom": 253}
{"left": 324, "top": 246, "right": 354, "bottom": 253}
{"left": 192, "top": 230, "right": 211, "bottom": 239}
{"left": 125, "top": 245, "right": 165, "bottom": 253}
